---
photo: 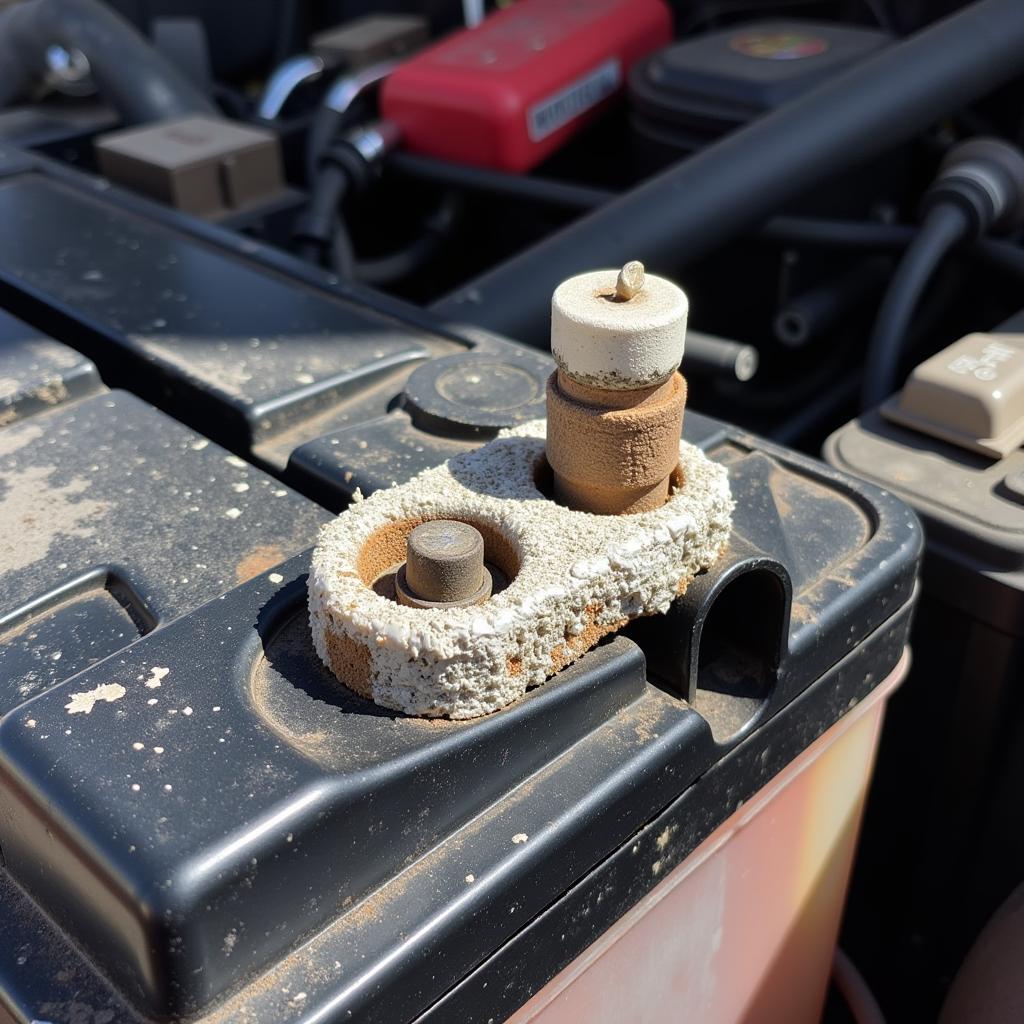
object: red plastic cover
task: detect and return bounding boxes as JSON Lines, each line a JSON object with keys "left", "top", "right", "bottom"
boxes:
{"left": 381, "top": 0, "right": 672, "bottom": 172}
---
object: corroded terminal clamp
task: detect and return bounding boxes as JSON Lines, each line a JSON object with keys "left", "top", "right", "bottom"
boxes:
{"left": 308, "top": 265, "right": 731, "bottom": 719}
{"left": 546, "top": 262, "right": 689, "bottom": 514}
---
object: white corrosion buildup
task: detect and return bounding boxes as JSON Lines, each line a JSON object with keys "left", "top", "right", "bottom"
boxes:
{"left": 308, "top": 420, "right": 732, "bottom": 720}
{"left": 551, "top": 262, "right": 689, "bottom": 389}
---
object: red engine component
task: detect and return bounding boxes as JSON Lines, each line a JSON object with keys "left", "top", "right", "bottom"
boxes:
{"left": 380, "top": 0, "right": 672, "bottom": 173}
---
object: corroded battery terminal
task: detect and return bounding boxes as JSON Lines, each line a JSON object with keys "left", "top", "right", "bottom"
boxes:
{"left": 395, "top": 520, "right": 493, "bottom": 608}
{"left": 546, "top": 261, "right": 689, "bottom": 514}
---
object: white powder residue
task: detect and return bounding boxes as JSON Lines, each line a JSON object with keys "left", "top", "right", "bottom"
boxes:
{"left": 145, "top": 666, "right": 169, "bottom": 689}
{"left": 0, "top": 460, "right": 110, "bottom": 573}
{"left": 66, "top": 683, "right": 127, "bottom": 715}
{"left": 308, "top": 420, "right": 733, "bottom": 719}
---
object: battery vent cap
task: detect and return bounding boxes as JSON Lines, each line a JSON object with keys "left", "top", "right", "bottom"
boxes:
{"left": 882, "top": 332, "right": 1024, "bottom": 458}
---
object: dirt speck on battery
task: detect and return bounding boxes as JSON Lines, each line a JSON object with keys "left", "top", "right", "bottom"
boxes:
{"left": 144, "top": 666, "right": 169, "bottom": 689}
{"left": 65, "top": 682, "right": 127, "bottom": 715}
{"left": 235, "top": 544, "right": 286, "bottom": 584}
{"left": 0, "top": 463, "right": 108, "bottom": 573}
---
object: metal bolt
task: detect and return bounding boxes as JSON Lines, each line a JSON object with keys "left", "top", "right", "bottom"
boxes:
{"left": 396, "top": 520, "right": 492, "bottom": 608}
{"left": 614, "top": 260, "right": 645, "bottom": 301}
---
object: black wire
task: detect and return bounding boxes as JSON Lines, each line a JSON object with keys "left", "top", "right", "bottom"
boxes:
{"left": 762, "top": 216, "right": 915, "bottom": 249}
{"left": 354, "top": 193, "right": 461, "bottom": 285}
{"left": 299, "top": 148, "right": 462, "bottom": 281}
{"left": 762, "top": 215, "right": 1024, "bottom": 283}
{"left": 329, "top": 219, "right": 356, "bottom": 278}
{"left": 306, "top": 106, "right": 343, "bottom": 184}
{"left": 763, "top": 253, "right": 957, "bottom": 442}
{"left": 387, "top": 152, "right": 616, "bottom": 211}
{"left": 861, "top": 202, "right": 969, "bottom": 409}
{"left": 294, "top": 162, "right": 349, "bottom": 269}
{"left": 974, "top": 237, "right": 1024, "bottom": 280}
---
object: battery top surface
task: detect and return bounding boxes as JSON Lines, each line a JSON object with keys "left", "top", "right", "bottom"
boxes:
{"left": 0, "top": 146, "right": 922, "bottom": 1024}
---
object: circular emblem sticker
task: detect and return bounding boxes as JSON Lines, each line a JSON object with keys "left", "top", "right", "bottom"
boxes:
{"left": 729, "top": 31, "right": 830, "bottom": 60}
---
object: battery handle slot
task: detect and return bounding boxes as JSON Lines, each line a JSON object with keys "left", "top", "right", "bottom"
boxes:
{"left": 693, "top": 565, "right": 787, "bottom": 741}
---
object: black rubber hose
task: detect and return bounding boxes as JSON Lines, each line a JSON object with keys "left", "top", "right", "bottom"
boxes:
{"left": 763, "top": 214, "right": 1024, "bottom": 283}
{"left": 388, "top": 152, "right": 617, "bottom": 211}
{"left": 432, "top": 0, "right": 1024, "bottom": 345}
{"left": 762, "top": 217, "right": 916, "bottom": 249}
{"left": 355, "top": 193, "right": 461, "bottom": 285}
{"left": 294, "top": 163, "right": 351, "bottom": 269}
{"left": 0, "top": 0, "right": 215, "bottom": 123}
{"left": 299, "top": 150, "right": 462, "bottom": 282}
{"left": 330, "top": 219, "right": 357, "bottom": 279}
{"left": 975, "top": 236, "right": 1024, "bottom": 278}
{"left": 296, "top": 140, "right": 375, "bottom": 276}
{"left": 774, "top": 258, "right": 890, "bottom": 347}
{"left": 861, "top": 203, "right": 970, "bottom": 408}
{"left": 306, "top": 106, "right": 345, "bottom": 184}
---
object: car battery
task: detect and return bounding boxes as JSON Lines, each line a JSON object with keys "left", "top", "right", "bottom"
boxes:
{"left": 0, "top": 144, "right": 921, "bottom": 1024}
{"left": 824, "top": 316, "right": 1024, "bottom": 1018}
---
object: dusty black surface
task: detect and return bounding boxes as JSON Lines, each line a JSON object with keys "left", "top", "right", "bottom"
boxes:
{"left": 0, "top": 142, "right": 922, "bottom": 1024}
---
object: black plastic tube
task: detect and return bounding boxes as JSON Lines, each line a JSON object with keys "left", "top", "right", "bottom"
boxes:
{"left": 295, "top": 163, "right": 351, "bottom": 270}
{"left": 355, "top": 194, "right": 461, "bottom": 285}
{"left": 432, "top": 0, "right": 1024, "bottom": 345}
{"left": 684, "top": 330, "right": 758, "bottom": 381}
{"left": 389, "top": 152, "right": 617, "bottom": 211}
{"left": 0, "top": 0, "right": 215, "bottom": 123}
{"left": 763, "top": 215, "right": 1024, "bottom": 284}
{"left": 762, "top": 217, "right": 917, "bottom": 250}
{"left": 774, "top": 259, "right": 890, "bottom": 347}
{"left": 861, "top": 203, "right": 969, "bottom": 408}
